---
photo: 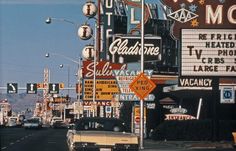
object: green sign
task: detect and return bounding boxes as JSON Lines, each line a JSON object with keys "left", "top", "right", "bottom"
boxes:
{"left": 27, "top": 83, "right": 37, "bottom": 94}
{"left": 7, "top": 83, "right": 18, "bottom": 94}
{"left": 48, "top": 83, "right": 59, "bottom": 94}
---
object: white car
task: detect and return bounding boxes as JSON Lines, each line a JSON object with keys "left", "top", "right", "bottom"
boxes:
{"left": 67, "top": 117, "right": 139, "bottom": 151}
{"left": 23, "top": 118, "right": 42, "bottom": 129}
{"left": 50, "top": 117, "right": 63, "bottom": 127}
{"left": 7, "top": 117, "right": 17, "bottom": 127}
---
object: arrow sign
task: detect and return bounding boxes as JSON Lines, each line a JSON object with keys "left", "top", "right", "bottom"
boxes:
{"left": 48, "top": 83, "right": 59, "bottom": 94}
{"left": 7, "top": 83, "right": 18, "bottom": 94}
{"left": 27, "top": 83, "right": 37, "bottom": 94}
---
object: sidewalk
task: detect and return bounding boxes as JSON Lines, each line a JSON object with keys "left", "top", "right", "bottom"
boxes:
{"left": 143, "top": 139, "right": 234, "bottom": 150}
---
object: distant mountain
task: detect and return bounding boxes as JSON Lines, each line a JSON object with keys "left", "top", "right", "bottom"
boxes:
{"left": 0, "top": 92, "right": 43, "bottom": 114}
{"left": 0, "top": 92, "right": 76, "bottom": 114}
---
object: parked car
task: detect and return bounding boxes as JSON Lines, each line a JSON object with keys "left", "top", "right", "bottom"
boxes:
{"left": 52, "top": 120, "right": 68, "bottom": 129}
{"left": 7, "top": 117, "right": 18, "bottom": 127}
{"left": 66, "top": 117, "right": 139, "bottom": 151}
{"left": 50, "top": 116, "right": 62, "bottom": 127}
{"left": 23, "top": 118, "right": 42, "bottom": 129}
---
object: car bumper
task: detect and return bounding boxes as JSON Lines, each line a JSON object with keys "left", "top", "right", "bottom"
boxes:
{"left": 72, "top": 142, "right": 139, "bottom": 151}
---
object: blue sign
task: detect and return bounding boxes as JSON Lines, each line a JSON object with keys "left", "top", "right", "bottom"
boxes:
{"left": 220, "top": 86, "right": 235, "bottom": 104}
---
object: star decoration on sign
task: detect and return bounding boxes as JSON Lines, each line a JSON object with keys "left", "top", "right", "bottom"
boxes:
{"left": 219, "top": 0, "right": 225, "bottom": 3}
{"left": 191, "top": 19, "right": 199, "bottom": 27}
{"left": 162, "top": 0, "right": 235, "bottom": 39}
{"left": 180, "top": 3, "right": 186, "bottom": 8}
{"left": 198, "top": 0, "right": 205, "bottom": 5}
{"left": 189, "top": 4, "right": 198, "bottom": 12}
{"left": 173, "top": 0, "right": 194, "bottom": 2}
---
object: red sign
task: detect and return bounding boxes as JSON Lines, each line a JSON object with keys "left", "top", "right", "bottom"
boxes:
{"left": 162, "top": 0, "right": 236, "bottom": 39}
{"left": 82, "top": 61, "right": 127, "bottom": 79}
{"left": 129, "top": 73, "right": 156, "bottom": 100}
{"left": 135, "top": 116, "right": 140, "bottom": 123}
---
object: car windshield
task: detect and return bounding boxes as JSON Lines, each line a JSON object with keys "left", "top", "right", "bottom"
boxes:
{"left": 26, "top": 119, "right": 39, "bottom": 123}
{"left": 75, "top": 118, "right": 128, "bottom": 132}
{"left": 54, "top": 120, "right": 63, "bottom": 123}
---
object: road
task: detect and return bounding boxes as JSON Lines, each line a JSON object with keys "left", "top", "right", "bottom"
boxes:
{"left": 0, "top": 127, "right": 67, "bottom": 151}
{"left": 0, "top": 127, "right": 235, "bottom": 151}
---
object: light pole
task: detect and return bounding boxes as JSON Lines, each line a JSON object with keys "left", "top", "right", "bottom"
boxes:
{"left": 45, "top": 52, "right": 82, "bottom": 119}
{"left": 81, "top": 1, "right": 99, "bottom": 117}
{"left": 140, "top": 0, "right": 145, "bottom": 149}
{"left": 46, "top": 1, "right": 100, "bottom": 118}
{"left": 59, "top": 64, "right": 70, "bottom": 97}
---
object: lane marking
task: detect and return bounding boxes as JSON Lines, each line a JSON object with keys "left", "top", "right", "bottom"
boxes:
{"left": 9, "top": 142, "right": 14, "bottom": 145}
{"left": 1, "top": 147, "right": 7, "bottom": 150}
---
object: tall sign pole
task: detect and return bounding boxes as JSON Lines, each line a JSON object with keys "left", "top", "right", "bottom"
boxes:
{"left": 140, "top": 0, "right": 145, "bottom": 149}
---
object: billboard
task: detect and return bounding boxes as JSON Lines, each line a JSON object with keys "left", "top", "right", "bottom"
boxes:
{"left": 108, "top": 35, "right": 162, "bottom": 63}
{"left": 181, "top": 29, "right": 236, "bottom": 76}
{"left": 83, "top": 79, "right": 119, "bottom": 101}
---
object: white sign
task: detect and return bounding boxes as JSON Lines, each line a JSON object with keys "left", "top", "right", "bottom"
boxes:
{"left": 181, "top": 29, "right": 236, "bottom": 76}
{"left": 170, "top": 107, "right": 188, "bottom": 114}
{"left": 220, "top": 86, "right": 235, "bottom": 104}
{"left": 108, "top": 36, "right": 162, "bottom": 63}
{"left": 178, "top": 77, "right": 212, "bottom": 87}
{"left": 114, "top": 94, "right": 155, "bottom": 101}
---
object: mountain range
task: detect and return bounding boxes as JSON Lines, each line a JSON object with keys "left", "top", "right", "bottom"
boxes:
{"left": 0, "top": 92, "right": 43, "bottom": 114}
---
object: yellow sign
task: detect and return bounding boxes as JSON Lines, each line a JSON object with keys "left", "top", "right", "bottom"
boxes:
{"left": 37, "top": 83, "right": 64, "bottom": 89}
{"left": 59, "top": 83, "right": 64, "bottom": 89}
{"left": 37, "top": 83, "right": 44, "bottom": 89}
{"left": 129, "top": 73, "right": 156, "bottom": 100}
{"left": 83, "top": 79, "right": 120, "bottom": 101}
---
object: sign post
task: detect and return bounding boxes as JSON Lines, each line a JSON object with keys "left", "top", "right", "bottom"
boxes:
{"left": 140, "top": 1, "right": 145, "bottom": 149}
{"left": 129, "top": 72, "right": 156, "bottom": 149}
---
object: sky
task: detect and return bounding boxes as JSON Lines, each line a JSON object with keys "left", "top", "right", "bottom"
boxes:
{"left": 0, "top": 0, "right": 156, "bottom": 97}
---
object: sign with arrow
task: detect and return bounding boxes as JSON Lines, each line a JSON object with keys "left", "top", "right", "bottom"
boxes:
{"left": 48, "top": 83, "right": 59, "bottom": 94}
{"left": 27, "top": 83, "right": 37, "bottom": 94}
{"left": 7, "top": 83, "right": 18, "bottom": 94}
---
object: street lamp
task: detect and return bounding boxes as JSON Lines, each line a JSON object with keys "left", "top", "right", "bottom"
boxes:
{"left": 45, "top": 1, "right": 100, "bottom": 118}
{"left": 45, "top": 52, "right": 82, "bottom": 119}
{"left": 80, "top": 1, "right": 100, "bottom": 117}
{"left": 45, "top": 17, "right": 77, "bottom": 27}
{"left": 45, "top": 52, "right": 80, "bottom": 64}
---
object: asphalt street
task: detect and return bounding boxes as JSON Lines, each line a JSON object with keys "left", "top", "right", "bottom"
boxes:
{"left": 0, "top": 127, "right": 67, "bottom": 151}
{"left": 0, "top": 127, "right": 235, "bottom": 151}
